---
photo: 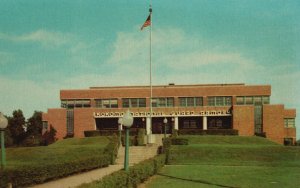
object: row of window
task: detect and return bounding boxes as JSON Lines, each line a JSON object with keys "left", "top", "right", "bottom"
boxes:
{"left": 61, "top": 96, "right": 270, "bottom": 109}
{"left": 236, "top": 96, "right": 270, "bottom": 105}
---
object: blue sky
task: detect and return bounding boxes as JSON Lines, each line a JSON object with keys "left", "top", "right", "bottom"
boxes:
{"left": 0, "top": 0, "right": 299, "bottom": 138}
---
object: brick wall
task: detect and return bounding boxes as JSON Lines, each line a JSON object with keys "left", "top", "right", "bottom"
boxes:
{"left": 73, "top": 108, "right": 97, "bottom": 138}
{"left": 232, "top": 105, "right": 254, "bottom": 136}
{"left": 42, "top": 108, "right": 67, "bottom": 140}
{"left": 263, "top": 105, "right": 285, "bottom": 144}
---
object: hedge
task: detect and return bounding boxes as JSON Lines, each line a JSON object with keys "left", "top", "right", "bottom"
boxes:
{"left": 80, "top": 154, "right": 166, "bottom": 188}
{"left": 178, "top": 129, "right": 238, "bottom": 135}
{"left": 84, "top": 129, "right": 143, "bottom": 137}
{"left": 0, "top": 136, "right": 119, "bottom": 188}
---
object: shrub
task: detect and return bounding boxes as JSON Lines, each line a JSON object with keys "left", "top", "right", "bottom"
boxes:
{"left": 1, "top": 155, "right": 111, "bottom": 188}
{"left": 171, "top": 129, "right": 178, "bottom": 138}
{"left": 79, "top": 154, "right": 166, "bottom": 188}
{"left": 104, "top": 135, "right": 119, "bottom": 165}
{"left": 137, "top": 128, "right": 146, "bottom": 146}
{"left": 121, "top": 136, "right": 137, "bottom": 146}
{"left": 171, "top": 138, "right": 189, "bottom": 145}
{"left": 178, "top": 129, "right": 238, "bottom": 135}
{"left": 0, "top": 136, "right": 118, "bottom": 188}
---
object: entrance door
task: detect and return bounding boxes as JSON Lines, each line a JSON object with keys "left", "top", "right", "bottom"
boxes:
{"left": 152, "top": 117, "right": 172, "bottom": 134}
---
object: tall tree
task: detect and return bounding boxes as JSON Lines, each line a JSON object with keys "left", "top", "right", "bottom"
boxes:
{"left": 8, "top": 109, "right": 26, "bottom": 144}
{"left": 26, "top": 111, "right": 43, "bottom": 136}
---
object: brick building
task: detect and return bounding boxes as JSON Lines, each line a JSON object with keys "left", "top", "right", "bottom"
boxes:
{"left": 42, "top": 83, "right": 296, "bottom": 144}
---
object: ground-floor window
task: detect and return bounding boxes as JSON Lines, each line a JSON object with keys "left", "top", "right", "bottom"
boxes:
{"left": 179, "top": 117, "right": 202, "bottom": 129}
{"left": 284, "top": 138, "right": 294, "bottom": 146}
{"left": 95, "top": 117, "right": 146, "bottom": 130}
{"left": 207, "top": 116, "right": 231, "bottom": 129}
{"left": 152, "top": 117, "right": 173, "bottom": 134}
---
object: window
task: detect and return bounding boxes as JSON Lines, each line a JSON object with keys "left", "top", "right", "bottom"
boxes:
{"left": 122, "top": 98, "right": 146, "bottom": 108}
{"left": 42, "top": 121, "right": 48, "bottom": 130}
{"left": 61, "top": 99, "right": 91, "bottom": 108}
{"left": 207, "top": 97, "right": 215, "bottom": 106}
{"left": 254, "top": 96, "right": 262, "bottom": 105}
{"left": 207, "top": 97, "right": 232, "bottom": 106}
{"left": 236, "top": 97, "right": 244, "bottom": 105}
{"left": 95, "top": 99, "right": 118, "bottom": 108}
{"left": 179, "top": 97, "right": 203, "bottom": 107}
{"left": 66, "top": 110, "right": 74, "bottom": 135}
{"left": 262, "top": 96, "right": 270, "bottom": 104}
{"left": 284, "top": 118, "right": 295, "bottom": 128}
{"left": 237, "top": 96, "right": 270, "bottom": 105}
{"left": 245, "top": 96, "right": 253, "bottom": 105}
{"left": 152, "top": 97, "right": 174, "bottom": 107}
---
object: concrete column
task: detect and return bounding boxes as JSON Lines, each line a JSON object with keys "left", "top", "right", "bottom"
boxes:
{"left": 174, "top": 117, "right": 179, "bottom": 130}
{"left": 146, "top": 117, "right": 151, "bottom": 134}
{"left": 203, "top": 116, "right": 207, "bottom": 130}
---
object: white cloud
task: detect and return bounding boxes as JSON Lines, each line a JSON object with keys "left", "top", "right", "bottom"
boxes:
{"left": 0, "top": 30, "right": 73, "bottom": 47}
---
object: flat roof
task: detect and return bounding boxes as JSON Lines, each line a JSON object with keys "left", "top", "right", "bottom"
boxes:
{"left": 89, "top": 83, "right": 246, "bottom": 90}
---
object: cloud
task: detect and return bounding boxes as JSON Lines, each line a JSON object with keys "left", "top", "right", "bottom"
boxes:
{"left": 0, "top": 30, "right": 73, "bottom": 47}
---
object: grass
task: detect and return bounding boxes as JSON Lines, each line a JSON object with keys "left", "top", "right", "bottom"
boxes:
{"left": 3, "top": 136, "right": 110, "bottom": 169}
{"left": 145, "top": 135, "right": 300, "bottom": 188}
{"left": 147, "top": 165, "right": 300, "bottom": 188}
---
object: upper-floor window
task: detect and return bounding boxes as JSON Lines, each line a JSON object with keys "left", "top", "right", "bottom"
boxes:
{"left": 61, "top": 99, "right": 91, "bottom": 109}
{"left": 207, "top": 96, "right": 232, "bottom": 106}
{"left": 122, "top": 98, "right": 146, "bottom": 108}
{"left": 95, "top": 99, "right": 118, "bottom": 108}
{"left": 236, "top": 96, "right": 270, "bottom": 105}
{"left": 284, "top": 118, "right": 295, "bottom": 128}
{"left": 179, "top": 97, "right": 203, "bottom": 107}
{"left": 152, "top": 97, "right": 174, "bottom": 107}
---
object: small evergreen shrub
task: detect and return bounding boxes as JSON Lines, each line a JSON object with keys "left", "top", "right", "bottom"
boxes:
{"left": 137, "top": 128, "right": 146, "bottom": 146}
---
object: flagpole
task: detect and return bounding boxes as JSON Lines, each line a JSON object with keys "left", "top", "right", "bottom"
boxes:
{"left": 149, "top": 4, "right": 153, "bottom": 136}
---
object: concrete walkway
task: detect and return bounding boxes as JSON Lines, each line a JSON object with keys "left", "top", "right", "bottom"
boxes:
{"left": 28, "top": 165, "right": 123, "bottom": 188}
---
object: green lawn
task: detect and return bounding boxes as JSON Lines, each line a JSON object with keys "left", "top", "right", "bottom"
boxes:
{"left": 4, "top": 136, "right": 110, "bottom": 169}
{"left": 145, "top": 136, "right": 300, "bottom": 188}
{"left": 147, "top": 165, "right": 300, "bottom": 188}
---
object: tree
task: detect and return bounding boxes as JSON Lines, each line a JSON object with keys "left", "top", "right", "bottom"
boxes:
{"left": 41, "top": 125, "right": 57, "bottom": 146}
{"left": 22, "top": 111, "right": 43, "bottom": 146}
{"left": 26, "top": 111, "right": 43, "bottom": 137}
{"left": 8, "top": 109, "right": 26, "bottom": 145}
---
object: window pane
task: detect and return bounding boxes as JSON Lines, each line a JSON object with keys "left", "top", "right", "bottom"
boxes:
{"left": 122, "top": 99, "right": 130, "bottom": 108}
{"left": 262, "top": 96, "right": 270, "bottom": 104}
{"left": 139, "top": 98, "right": 146, "bottom": 107}
{"left": 110, "top": 99, "right": 118, "bottom": 108}
{"left": 186, "top": 98, "right": 194, "bottom": 106}
{"left": 131, "top": 98, "right": 138, "bottom": 107}
{"left": 61, "top": 100, "right": 67, "bottom": 108}
{"left": 236, "top": 97, "right": 244, "bottom": 105}
{"left": 254, "top": 96, "right": 262, "bottom": 105}
{"left": 216, "top": 97, "right": 223, "bottom": 106}
{"left": 195, "top": 97, "right": 203, "bottom": 106}
{"left": 158, "top": 98, "right": 166, "bottom": 107}
{"left": 102, "top": 100, "right": 110, "bottom": 108}
{"left": 179, "top": 98, "right": 186, "bottom": 107}
{"left": 151, "top": 98, "right": 157, "bottom": 107}
{"left": 225, "top": 97, "right": 232, "bottom": 106}
{"left": 245, "top": 96, "right": 253, "bottom": 105}
{"left": 167, "top": 98, "right": 174, "bottom": 107}
{"left": 208, "top": 97, "right": 215, "bottom": 106}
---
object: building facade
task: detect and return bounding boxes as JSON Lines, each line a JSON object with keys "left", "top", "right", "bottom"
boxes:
{"left": 42, "top": 83, "right": 296, "bottom": 144}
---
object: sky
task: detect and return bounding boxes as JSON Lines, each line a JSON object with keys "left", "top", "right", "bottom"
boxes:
{"left": 0, "top": 0, "right": 299, "bottom": 138}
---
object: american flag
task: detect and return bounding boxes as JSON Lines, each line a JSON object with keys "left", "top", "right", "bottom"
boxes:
{"left": 141, "top": 14, "right": 151, "bottom": 30}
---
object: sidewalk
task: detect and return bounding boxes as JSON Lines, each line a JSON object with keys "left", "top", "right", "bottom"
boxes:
{"left": 28, "top": 165, "right": 124, "bottom": 188}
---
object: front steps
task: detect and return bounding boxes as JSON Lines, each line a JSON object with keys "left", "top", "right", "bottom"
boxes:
{"left": 116, "top": 134, "right": 166, "bottom": 165}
